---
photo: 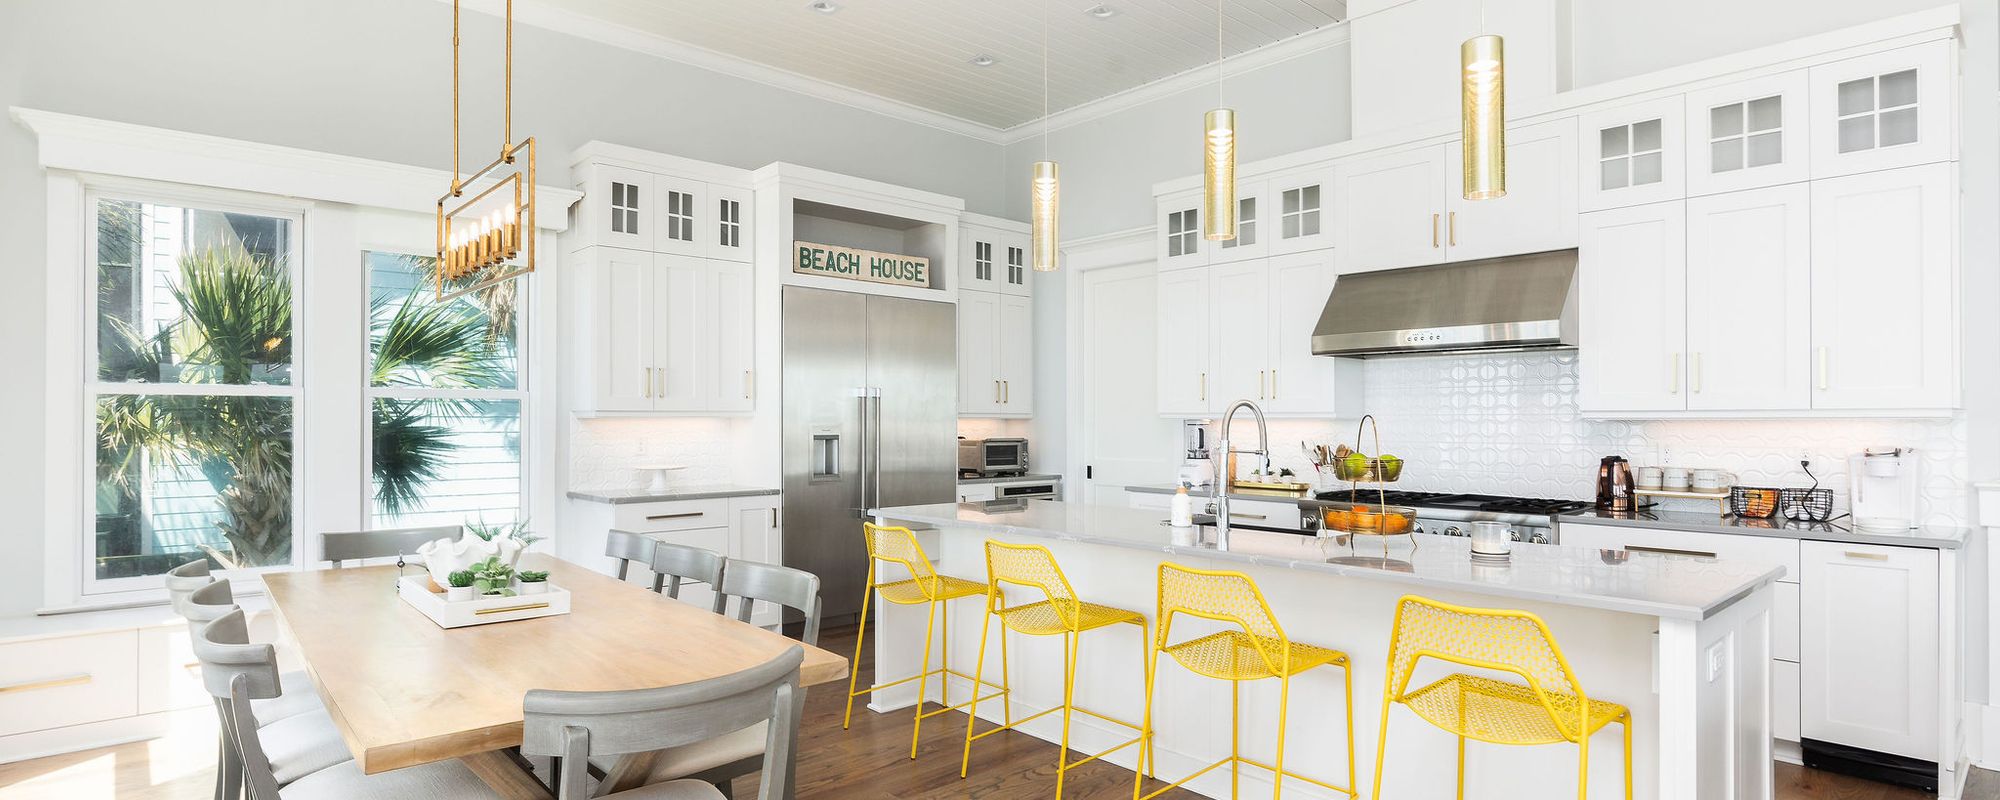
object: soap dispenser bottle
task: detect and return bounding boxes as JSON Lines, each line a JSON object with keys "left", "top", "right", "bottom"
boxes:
{"left": 1170, "top": 483, "right": 1195, "bottom": 528}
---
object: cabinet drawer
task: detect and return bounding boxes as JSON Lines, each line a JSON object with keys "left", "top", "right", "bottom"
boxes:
{"left": 1559, "top": 523, "right": 1799, "bottom": 580}
{"left": 1773, "top": 659, "right": 1801, "bottom": 742}
{"left": 0, "top": 631, "right": 139, "bottom": 737}
{"left": 1128, "top": 492, "right": 1172, "bottom": 511}
{"left": 136, "top": 625, "right": 206, "bottom": 715}
{"left": 614, "top": 499, "right": 732, "bottom": 533}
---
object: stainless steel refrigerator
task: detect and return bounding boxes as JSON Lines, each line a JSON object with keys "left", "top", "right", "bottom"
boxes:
{"left": 782, "top": 286, "right": 958, "bottom": 620}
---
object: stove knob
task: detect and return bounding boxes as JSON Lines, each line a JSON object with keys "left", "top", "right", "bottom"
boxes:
{"left": 1443, "top": 526, "right": 1462, "bottom": 537}
{"left": 1530, "top": 532, "right": 1549, "bottom": 545}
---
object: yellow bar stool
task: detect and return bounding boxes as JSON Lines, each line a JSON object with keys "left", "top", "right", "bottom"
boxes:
{"left": 1135, "top": 563, "right": 1358, "bottom": 800}
{"left": 960, "top": 541, "right": 1148, "bottom": 798}
{"left": 1371, "top": 595, "right": 1632, "bottom": 800}
{"left": 844, "top": 522, "right": 1006, "bottom": 759}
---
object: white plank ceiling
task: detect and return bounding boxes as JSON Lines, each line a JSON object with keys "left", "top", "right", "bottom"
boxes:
{"left": 529, "top": 0, "right": 1348, "bottom": 131}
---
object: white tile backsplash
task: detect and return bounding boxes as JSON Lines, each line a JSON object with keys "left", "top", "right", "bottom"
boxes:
{"left": 567, "top": 416, "right": 747, "bottom": 491}
{"left": 1212, "top": 352, "right": 1969, "bottom": 526}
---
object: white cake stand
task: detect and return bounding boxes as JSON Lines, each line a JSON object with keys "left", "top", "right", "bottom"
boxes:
{"left": 636, "top": 464, "right": 687, "bottom": 493}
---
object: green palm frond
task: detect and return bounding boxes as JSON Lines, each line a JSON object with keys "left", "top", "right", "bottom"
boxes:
{"left": 371, "top": 398, "right": 455, "bottom": 517}
{"left": 370, "top": 292, "right": 509, "bottom": 390}
{"left": 166, "top": 246, "right": 292, "bottom": 384}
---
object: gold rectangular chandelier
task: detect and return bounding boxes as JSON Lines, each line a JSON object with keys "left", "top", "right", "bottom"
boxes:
{"left": 437, "top": 0, "right": 538, "bottom": 301}
{"left": 1460, "top": 34, "right": 1506, "bottom": 200}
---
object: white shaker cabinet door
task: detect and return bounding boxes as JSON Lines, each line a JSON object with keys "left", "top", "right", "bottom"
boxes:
{"left": 1209, "top": 259, "right": 1272, "bottom": 406}
{"left": 1684, "top": 185, "right": 1811, "bottom": 411}
{"left": 997, "top": 293, "right": 1034, "bottom": 414}
{"left": 1809, "top": 164, "right": 1957, "bottom": 410}
{"left": 958, "top": 289, "right": 1001, "bottom": 415}
{"left": 1444, "top": 117, "right": 1579, "bottom": 262}
{"left": 709, "top": 261, "right": 755, "bottom": 412}
{"left": 1333, "top": 146, "right": 1447, "bottom": 273}
{"left": 1578, "top": 96, "right": 1687, "bottom": 212}
{"left": 1800, "top": 541, "right": 1939, "bottom": 761}
{"left": 1266, "top": 250, "right": 1358, "bottom": 415}
{"left": 651, "top": 254, "right": 710, "bottom": 411}
{"left": 1809, "top": 40, "right": 1955, "bottom": 179}
{"left": 1685, "top": 70, "right": 1811, "bottom": 196}
{"left": 587, "top": 248, "right": 657, "bottom": 412}
{"left": 1577, "top": 202, "right": 1687, "bottom": 414}
{"left": 1156, "top": 266, "right": 1212, "bottom": 416}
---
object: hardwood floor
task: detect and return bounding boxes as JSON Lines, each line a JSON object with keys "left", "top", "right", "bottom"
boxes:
{"left": 1, "top": 622, "right": 1990, "bottom": 799}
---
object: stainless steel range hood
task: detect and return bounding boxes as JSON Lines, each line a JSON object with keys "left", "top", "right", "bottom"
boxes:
{"left": 1311, "top": 249, "right": 1579, "bottom": 358}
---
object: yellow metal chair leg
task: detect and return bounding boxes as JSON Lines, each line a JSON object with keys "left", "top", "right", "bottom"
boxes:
{"left": 1370, "top": 693, "right": 1393, "bottom": 800}
{"left": 843, "top": 581, "right": 874, "bottom": 730}
{"left": 1056, "top": 630, "right": 1078, "bottom": 798}
{"left": 959, "top": 602, "right": 997, "bottom": 778}
{"left": 1344, "top": 663, "right": 1357, "bottom": 796}
{"left": 910, "top": 598, "right": 940, "bottom": 759}
{"left": 1271, "top": 674, "right": 1292, "bottom": 800}
{"left": 999, "top": 618, "right": 1014, "bottom": 727}
{"left": 1576, "top": 732, "right": 1591, "bottom": 800}
{"left": 1138, "top": 623, "right": 1154, "bottom": 780}
{"left": 1134, "top": 648, "right": 1160, "bottom": 800}
{"left": 1230, "top": 678, "right": 1241, "bottom": 798}
{"left": 1622, "top": 717, "right": 1633, "bottom": 800}
{"left": 940, "top": 598, "right": 952, "bottom": 712}
{"left": 1456, "top": 687, "right": 1468, "bottom": 800}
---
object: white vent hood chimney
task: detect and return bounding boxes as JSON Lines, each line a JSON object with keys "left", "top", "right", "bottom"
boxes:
{"left": 1348, "top": 0, "right": 1572, "bottom": 136}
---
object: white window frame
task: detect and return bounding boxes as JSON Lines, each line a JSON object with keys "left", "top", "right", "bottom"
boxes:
{"left": 79, "top": 180, "right": 311, "bottom": 600}
{"left": 359, "top": 248, "right": 533, "bottom": 531}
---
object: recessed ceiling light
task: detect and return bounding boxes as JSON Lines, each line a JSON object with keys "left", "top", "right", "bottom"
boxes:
{"left": 1085, "top": 4, "right": 1116, "bottom": 18}
{"left": 807, "top": 1, "right": 840, "bottom": 14}
{"left": 970, "top": 54, "right": 998, "bottom": 67}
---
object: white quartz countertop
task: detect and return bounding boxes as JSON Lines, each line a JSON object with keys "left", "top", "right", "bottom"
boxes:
{"left": 871, "top": 500, "right": 1784, "bottom": 621}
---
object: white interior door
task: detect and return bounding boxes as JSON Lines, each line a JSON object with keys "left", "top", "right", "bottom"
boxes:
{"left": 1080, "top": 263, "right": 1180, "bottom": 506}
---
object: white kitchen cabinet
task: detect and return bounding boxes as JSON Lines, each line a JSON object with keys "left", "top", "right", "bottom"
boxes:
{"left": 653, "top": 176, "right": 708, "bottom": 258}
{"left": 1444, "top": 118, "right": 1580, "bottom": 261}
{"left": 0, "top": 630, "right": 139, "bottom": 738}
{"left": 1578, "top": 202, "right": 1687, "bottom": 413}
{"left": 574, "top": 164, "right": 655, "bottom": 253}
{"left": 1157, "top": 190, "right": 1208, "bottom": 270}
{"left": 999, "top": 236, "right": 1032, "bottom": 297}
{"left": 1266, "top": 250, "right": 1362, "bottom": 415}
{"left": 1268, "top": 168, "right": 1334, "bottom": 256}
{"left": 1684, "top": 185, "right": 1812, "bottom": 411}
{"left": 1800, "top": 540, "right": 1939, "bottom": 761}
{"left": 708, "top": 184, "right": 754, "bottom": 263}
{"left": 1809, "top": 164, "right": 1956, "bottom": 410}
{"left": 1209, "top": 259, "right": 1271, "bottom": 406}
{"left": 569, "top": 494, "right": 784, "bottom": 627}
{"left": 571, "top": 247, "right": 757, "bottom": 415}
{"left": 1773, "top": 660, "right": 1803, "bottom": 743}
{"left": 961, "top": 225, "right": 1004, "bottom": 294}
{"left": 1212, "top": 179, "right": 1268, "bottom": 263}
{"left": 958, "top": 290, "right": 1033, "bottom": 417}
{"left": 1685, "top": 70, "right": 1812, "bottom": 196}
{"left": 1579, "top": 96, "right": 1687, "bottom": 212}
{"left": 1809, "top": 40, "right": 1955, "bottom": 179}
{"left": 1333, "top": 146, "right": 1445, "bottom": 273}
{"left": 1156, "top": 266, "right": 1212, "bottom": 417}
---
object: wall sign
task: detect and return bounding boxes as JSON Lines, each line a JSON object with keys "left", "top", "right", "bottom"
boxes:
{"left": 793, "top": 241, "right": 930, "bottom": 288}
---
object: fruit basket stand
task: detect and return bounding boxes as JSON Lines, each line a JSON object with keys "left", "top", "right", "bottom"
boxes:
{"left": 1316, "top": 415, "right": 1418, "bottom": 555}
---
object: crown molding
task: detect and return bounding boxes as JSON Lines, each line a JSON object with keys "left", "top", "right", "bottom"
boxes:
{"left": 446, "top": 0, "right": 1351, "bottom": 147}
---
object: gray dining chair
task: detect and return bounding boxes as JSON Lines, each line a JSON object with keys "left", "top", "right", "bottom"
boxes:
{"left": 166, "top": 558, "right": 214, "bottom": 614}
{"left": 607, "top": 529, "right": 657, "bottom": 582}
{"left": 320, "top": 525, "right": 459, "bottom": 568}
{"left": 650, "top": 541, "right": 726, "bottom": 611}
{"left": 199, "top": 610, "right": 492, "bottom": 799}
{"left": 191, "top": 609, "right": 358, "bottom": 800}
{"left": 183, "top": 580, "right": 322, "bottom": 726}
{"left": 716, "top": 560, "right": 823, "bottom": 648}
{"left": 528, "top": 647, "right": 804, "bottom": 800}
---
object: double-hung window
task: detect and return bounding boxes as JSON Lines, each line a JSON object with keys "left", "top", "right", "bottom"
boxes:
{"left": 365, "top": 252, "right": 527, "bottom": 528}
{"left": 88, "top": 194, "right": 302, "bottom": 587}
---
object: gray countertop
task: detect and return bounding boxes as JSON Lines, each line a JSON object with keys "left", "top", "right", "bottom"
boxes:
{"left": 871, "top": 500, "right": 1783, "bottom": 621}
{"left": 1559, "top": 508, "right": 1970, "bottom": 550}
{"left": 1125, "top": 484, "right": 1311, "bottom": 503}
{"left": 567, "top": 485, "right": 780, "bottom": 505}
{"left": 959, "top": 473, "right": 1063, "bottom": 485}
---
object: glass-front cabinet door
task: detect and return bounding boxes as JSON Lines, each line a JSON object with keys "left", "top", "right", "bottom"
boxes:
{"left": 1684, "top": 71, "right": 1810, "bottom": 196}
{"left": 1157, "top": 190, "right": 1207, "bottom": 270}
{"left": 707, "top": 184, "right": 753, "bottom": 262}
{"left": 1578, "top": 96, "right": 1686, "bottom": 212}
{"left": 653, "top": 177, "right": 707, "bottom": 258}
{"left": 1808, "top": 39, "right": 1954, "bottom": 179}
{"left": 1268, "top": 168, "right": 1333, "bottom": 255}
{"left": 1212, "top": 179, "right": 1267, "bottom": 263}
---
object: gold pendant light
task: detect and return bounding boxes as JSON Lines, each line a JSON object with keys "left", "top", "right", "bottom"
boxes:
{"left": 1204, "top": 1, "right": 1236, "bottom": 240}
{"left": 437, "top": 0, "right": 538, "bottom": 301}
{"left": 1460, "top": 26, "right": 1506, "bottom": 199}
{"left": 1030, "top": 0, "right": 1060, "bottom": 271}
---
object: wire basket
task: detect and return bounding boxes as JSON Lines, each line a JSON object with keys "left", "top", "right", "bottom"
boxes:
{"left": 1780, "top": 488, "right": 1836, "bottom": 522}
{"left": 1728, "top": 486, "right": 1781, "bottom": 519}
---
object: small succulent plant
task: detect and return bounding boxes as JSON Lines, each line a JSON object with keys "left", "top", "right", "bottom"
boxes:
{"left": 446, "top": 570, "right": 475, "bottom": 589}
{"left": 517, "top": 569, "right": 549, "bottom": 583}
{"left": 470, "top": 557, "right": 516, "bottom": 597}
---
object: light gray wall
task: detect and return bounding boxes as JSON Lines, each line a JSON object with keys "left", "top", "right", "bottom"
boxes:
{"left": 1572, "top": 0, "right": 1956, "bottom": 85}
{"left": 0, "top": 0, "right": 1006, "bottom": 616}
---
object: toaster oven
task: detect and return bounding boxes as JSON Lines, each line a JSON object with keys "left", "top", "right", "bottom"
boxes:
{"left": 958, "top": 437, "right": 1029, "bottom": 477}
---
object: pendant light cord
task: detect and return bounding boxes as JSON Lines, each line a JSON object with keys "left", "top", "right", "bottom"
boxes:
{"left": 1042, "top": 0, "right": 1049, "bottom": 160}
{"left": 451, "top": 0, "right": 460, "bottom": 193}
{"left": 505, "top": 0, "right": 513, "bottom": 156}
{"left": 1216, "top": 0, "right": 1224, "bottom": 106}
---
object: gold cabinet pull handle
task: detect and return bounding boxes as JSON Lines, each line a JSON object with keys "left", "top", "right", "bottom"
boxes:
{"left": 1272, "top": 368, "right": 1278, "bottom": 399}
{"left": 1626, "top": 545, "right": 1716, "bottom": 559}
{"left": 1692, "top": 352, "right": 1703, "bottom": 394}
{"left": 1448, "top": 211, "right": 1457, "bottom": 247}
{"left": 643, "top": 367, "right": 653, "bottom": 399}
{"left": 1670, "top": 353, "right": 1680, "bottom": 395}
{"left": 1432, "top": 213, "right": 1440, "bottom": 248}
{"left": 0, "top": 674, "right": 91, "bottom": 695}
{"left": 1843, "top": 551, "right": 1889, "bottom": 562}
{"left": 646, "top": 511, "right": 704, "bottom": 521}
{"left": 1200, "top": 372, "right": 1207, "bottom": 402}
{"left": 1003, "top": 380, "right": 1009, "bottom": 403}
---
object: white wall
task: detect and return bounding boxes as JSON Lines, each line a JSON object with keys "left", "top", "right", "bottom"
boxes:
{"left": 1572, "top": 0, "right": 1956, "bottom": 85}
{"left": 0, "top": 0, "right": 1008, "bottom": 617}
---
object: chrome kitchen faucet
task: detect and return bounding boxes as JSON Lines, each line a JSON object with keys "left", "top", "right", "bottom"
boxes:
{"left": 1210, "top": 399, "right": 1270, "bottom": 550}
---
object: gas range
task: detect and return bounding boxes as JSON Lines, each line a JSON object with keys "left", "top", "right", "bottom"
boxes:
{"left": 1299, "top": 490, "right": 1592, "bottom": 545}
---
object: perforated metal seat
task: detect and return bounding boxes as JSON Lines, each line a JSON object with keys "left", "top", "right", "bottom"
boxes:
{"left": 1401, "top": 673, "right": 1630, "bottom": 746}
{"left": 874, "top": 574, "right": 989, "bottom": 605}
{"left": 1161, "top": 630, "right": 1346, "bottom": 681}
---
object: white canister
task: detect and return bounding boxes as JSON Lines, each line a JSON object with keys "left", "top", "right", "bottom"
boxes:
{"left": 1691, "top": 469, "right": 1734, "bottom": 492}
{"left": 1469, "top": 521, "right": 1514, "bottom": 556}
{"left": 1662, "top": 467, "right": 1691, "bottom": 491}
{"left": 1636, "top": 466, "right": 1664, "bottom": 490}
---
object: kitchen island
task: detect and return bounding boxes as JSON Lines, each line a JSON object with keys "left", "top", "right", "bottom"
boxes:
{"left": 867, "top": 500, "right": 1784, "bottom": 800}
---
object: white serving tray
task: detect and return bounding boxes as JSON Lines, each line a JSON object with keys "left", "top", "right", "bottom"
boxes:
{"left": 398, "top": 576, "right": 571, "bottom": 629}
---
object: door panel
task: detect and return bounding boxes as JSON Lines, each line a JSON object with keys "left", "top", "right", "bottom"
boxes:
{"left": 1446, "top": 118, "right": 1579, "bottom": 261}
{"left": 1800, "top": 541, "right": 1939, "bottom": 760}
{"left": 1685, "top": 185, "right": 1811, "bottom": 410}
{"left": 1267, "top": 250, "right": 1352, "bottom": 414}
{"left": 1578, "top": 202, "right": 1687, "bottom": 413}
{"left": 958, "top": 290, "right": 1000, "bottom": 414}
{"left": 1156, "top": 267, "right": 1212, "bottom": 416}
{"left": 1209, "top": 259, "right": 1270, "bottom": 406}
{"left": 652, "top": 254, "right": 708, "bottom": 411}
{"left": 710, "top": 262, "right": 755, "bottom": 411}
{"left": 1809, "top": 164, "right": 1956, "bottom": 409}
{"left": 867, "top": 294, "right": 959, "bottom": 513}
{"left": 594, "top": 249, "right": 654, "bottom": 411}
{"left": 998, "top": 294, "right": 1033, "bottom": 413}
{"left": 1082, "top": 263, "right": 1181, "bottom": 505}
{"left": 781, "top": 287, "right": 868, "bottom": 618}
{"left": 1334, "top": 147, "right": 1446, "bottom": 272}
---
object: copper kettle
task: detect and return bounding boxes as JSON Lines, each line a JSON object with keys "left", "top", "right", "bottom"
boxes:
{"left": 1596, "top": 456, "right": 1635, "bottom": 512}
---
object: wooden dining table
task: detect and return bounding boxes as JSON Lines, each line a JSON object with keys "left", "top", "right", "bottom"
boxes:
{"left": 263, "top": 554, "right": 849, "bottom": 799}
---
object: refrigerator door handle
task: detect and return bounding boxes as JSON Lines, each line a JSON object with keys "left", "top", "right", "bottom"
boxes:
{"left": 870, "top": 388, "right": 884, "bottom": 511}
{"left": 854, "top": 388, "right": 872, "bottom": 519}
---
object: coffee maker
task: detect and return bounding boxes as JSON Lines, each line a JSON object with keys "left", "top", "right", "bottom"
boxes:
{"left": 1595, "top": 455, "right": 1635, "bottom": 512}
{"left": 1176, "top": 420, "right": 1215, "bottom": 488}
{"left": 1849, "top": 448, "right": 1922, "bottom": 530}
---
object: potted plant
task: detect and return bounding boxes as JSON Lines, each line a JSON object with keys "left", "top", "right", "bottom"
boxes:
{"left": 516, "top": 569, "right": 550, "bottom": 595}
{"left": 470, "top": 557, "right": 515, "bottom": 598}
{"left": 445, "top": 570, "right": 476, "bottom": 602}
{"left": 465, "top": 517, "right": 544, "bottom": 569}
